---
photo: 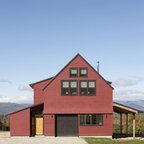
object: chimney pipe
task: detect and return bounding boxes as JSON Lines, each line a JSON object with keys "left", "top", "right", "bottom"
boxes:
{"left": 97, "top": 61, "right": 99, "bottom": 73}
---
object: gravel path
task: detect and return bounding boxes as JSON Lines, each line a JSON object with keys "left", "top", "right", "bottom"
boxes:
{"left": 0, "top": 136, "right": 87, "bottom": 144}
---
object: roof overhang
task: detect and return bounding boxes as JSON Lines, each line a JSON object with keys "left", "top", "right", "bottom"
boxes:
{"left": 113, "top": 102, "right": 142, "bottom": 114}
{"left": 8, "top": 102, "right": 44, "bottom": 115}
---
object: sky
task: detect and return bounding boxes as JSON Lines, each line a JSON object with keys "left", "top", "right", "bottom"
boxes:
{"left": 0, "top": 0, "right": 144, "bottom": 103}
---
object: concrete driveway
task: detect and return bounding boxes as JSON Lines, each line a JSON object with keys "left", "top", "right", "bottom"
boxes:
{"left": 0, "top": 132, "right": 87, "bottom": 144}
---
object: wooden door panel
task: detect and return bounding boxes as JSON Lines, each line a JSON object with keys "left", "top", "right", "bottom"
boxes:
{"left": 36, "top": 117, "right": 43, "bottom": 135}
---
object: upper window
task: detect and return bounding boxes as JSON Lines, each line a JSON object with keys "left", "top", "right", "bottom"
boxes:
{"left": 80, "top": 114, "right": 103, "bottom": 126}
{"left": 61, "top": 80, "right": 77, "bottom": 96}
{"left": 79, "top": 67, "right": 88, "bottom": 77}
{"left": 80, "top": 80, "right": 96, "bottom": 96}
{"left": 69, "top": 68, "right": 78, "bottom": 78}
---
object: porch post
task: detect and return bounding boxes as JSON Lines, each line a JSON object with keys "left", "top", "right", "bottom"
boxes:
{"left": 126, "top": 113, "right": 128, "bottom": 135}
{"left": 120, "top": 113, "right": 122, "bottom": 134}
{"left": 133, "top": 113, "right": 135, "bottom": 139}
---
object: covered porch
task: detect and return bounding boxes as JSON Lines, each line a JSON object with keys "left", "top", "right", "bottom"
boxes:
{"left": 113, "top": 102, "right": 142, "bottom": 139}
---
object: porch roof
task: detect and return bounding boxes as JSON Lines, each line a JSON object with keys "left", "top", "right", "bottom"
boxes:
{"left": 113, "top": 102, "right": 142, "bottom": 114}
{"left": 8, "top": 102, "right": 44, "bottom": 115}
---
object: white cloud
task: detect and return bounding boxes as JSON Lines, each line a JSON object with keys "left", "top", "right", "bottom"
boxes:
{"left": 0, "top": 78, "right": 11, "bottom": 84}
{"left": 0, "top": 95, "right": 33, "bottom": 103}
{"left": 18, "top": 85, "right": 32, "bottom": 92}
{"left": 111, "top": 77, "right": 143, "bottom": 88}
{"left": 114, "top": 88, "right": 144, "bottom": 101}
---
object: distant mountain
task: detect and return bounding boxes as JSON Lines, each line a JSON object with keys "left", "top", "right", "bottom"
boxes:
{"left": 0, "top": 100, "right": 144, "bottom": 115}
{"left": 0, "top": 103, "right": 32, "bottom": 115}
{"left": 115, "top": 100, "right": 144, "bottom": 111}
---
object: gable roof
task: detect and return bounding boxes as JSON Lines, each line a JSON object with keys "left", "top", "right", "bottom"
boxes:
{"left": 43, "top": 53, "right": 114, "bottom": 90}
{"left": 29, "top": 77, "right": 54, "bottom": 88}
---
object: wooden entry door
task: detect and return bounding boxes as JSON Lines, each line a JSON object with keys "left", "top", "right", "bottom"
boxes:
{"left": 35, "top": 117, "right": 43, "bottom": 135}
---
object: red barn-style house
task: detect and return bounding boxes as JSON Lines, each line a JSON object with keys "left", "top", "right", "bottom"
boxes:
{"left": 9, "top": 54, "right": 140, "bottom": 138}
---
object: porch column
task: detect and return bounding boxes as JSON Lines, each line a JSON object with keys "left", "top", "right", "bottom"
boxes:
{"left": 133, "top": 113, "right": 135, "bottom": 139}
{"left": 126, "top": 113, "right": 128, "bottom": 135}
{"left": 120, "top": 113, "right": 122, "bottom": 134}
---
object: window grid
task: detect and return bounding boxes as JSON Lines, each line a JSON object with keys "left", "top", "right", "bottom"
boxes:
{"left": 79, "top": 80, "right": 96, "bottom": 96}
{"left": 61, "top": 80, "right": 78, "bottom": 96}
{"left": 80, "top": 114, "right": 103, "bottom": 126}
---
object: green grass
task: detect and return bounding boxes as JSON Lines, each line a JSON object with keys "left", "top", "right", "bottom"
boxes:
{"left": 84, "top": 138, "right": 144, "bottom": 144}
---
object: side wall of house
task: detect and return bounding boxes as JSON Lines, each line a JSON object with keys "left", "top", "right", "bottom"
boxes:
{"left": 33, "top": 79, "right": 52, "bottom": 104}
{"left": 44, "top": 114, "right": 55, "bottom": 136}
{"left": 10, "top": 109, "right": 30, "bottom": 136}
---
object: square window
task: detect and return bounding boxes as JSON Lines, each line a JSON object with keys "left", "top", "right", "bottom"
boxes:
{"left": 61, "top": 80, "right": 77, "bottom": 96}
{"left": 80, "top": 80, "right": 96, "bottom": 96}
{"left": 69, "top": 68, "right": 78, "bottom": 77}
{"left": 79, "top": 68, "right": 88, "bottom": 77}
{"left": 63, "top": 81, "right": 69, "bottom": 88}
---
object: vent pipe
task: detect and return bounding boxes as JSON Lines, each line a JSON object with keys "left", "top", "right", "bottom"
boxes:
{"left": 97, "top": 61, "right": 99, "bottom": 73}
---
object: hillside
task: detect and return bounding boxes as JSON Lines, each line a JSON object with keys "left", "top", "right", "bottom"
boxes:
{"left": 0, "top": 103, "right": 31, "bottom": 115}
{"left": 0, "top": 100, "right": 144, "bottom": 115}
{"left": 116, "top": 100, "right": 144, "bottom": 111}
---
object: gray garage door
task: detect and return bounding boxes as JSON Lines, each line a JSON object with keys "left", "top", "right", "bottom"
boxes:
{"left": 55, "top": 114, "right": 78, "bottom": 136}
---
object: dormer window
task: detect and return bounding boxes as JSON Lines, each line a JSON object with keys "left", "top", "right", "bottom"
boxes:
{"left": 69, "top": 68, "right": 78, "bottom": 78}
{"left": 79, "top": 67, "right": 88, "bottom": 77}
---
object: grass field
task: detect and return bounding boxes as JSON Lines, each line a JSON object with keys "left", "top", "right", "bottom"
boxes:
{"left": 84, "top": 138, "right": 144, "bottom": 144}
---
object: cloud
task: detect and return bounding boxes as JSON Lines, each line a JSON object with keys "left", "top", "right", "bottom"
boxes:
{"left": 0, "top": 78, "right": 11, "bottom": 84}
{"left": 114, "top": 88, "right": 144, "bottom": 101}
{"left": 111, "top": 77, "right": 143, "bottom": 88}
{"left": 18, "top": 85, "right": 32, "bottom": 92}
{"left": 0, "top": 95, "right": 33, "bottom": 103}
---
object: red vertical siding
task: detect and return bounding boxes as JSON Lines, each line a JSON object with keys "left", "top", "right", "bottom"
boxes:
{"left": 33, "top": 79, "right": 52, "bottom": 104}
{"left": 79, "top": 114, "right": 113, "bottom": 136}
{"left": 10, "top": 109, "right": 30, "bottom": 136}
{"left": 44, "top": 114, "right": 55, "bottom": 136}
{"left": 44, "top": 55, "right": 113, "bottom": 114}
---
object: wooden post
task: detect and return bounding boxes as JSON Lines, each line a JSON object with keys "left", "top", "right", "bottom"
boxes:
{"left": 126, "top": 113, "right": 128, "bottom": 136}
{"left": 133, "top": 114, "right": 135, "bottom": 139}
{"left": 120, "top": 113, "right": 122, "bottom": 134}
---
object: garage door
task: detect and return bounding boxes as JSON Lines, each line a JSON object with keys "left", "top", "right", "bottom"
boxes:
{"left": 55, "top": 114, "right": 78, "bottom": 136}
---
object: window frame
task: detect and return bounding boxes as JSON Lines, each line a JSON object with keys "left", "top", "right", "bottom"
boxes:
{"left": 69, "top": 67, "right": 78, "bottom": 78}
{"left": 80, "top": 114, "right": 103, "bottom": 126}
{"left": 79, "top": 80, "right": 96, "bottom": 96}
{"left": 79, "top": 67, "right": 88, "bottom": 78}
{"left": 61, "top": 80, "right": 78, "bottom": 96}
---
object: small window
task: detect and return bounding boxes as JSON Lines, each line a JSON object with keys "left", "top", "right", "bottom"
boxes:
{"left": 79, "top": 67, "right": 88, "bottom": 77}
{"left": 80, "top": 114, "right": 103, "bottom": 126}
{"left": 61, "top": 80, "right": 77, "bottom": 96}
{"left": 80, "top": 81, "right": 87, "bottom": 95}
{"left": 61, "top": 81, "right": 69, "bottom": 95}
{"left": 80, "top": 80, "right": 96, "bottom": 96}
{"left": 69, "top": 68, "right": 78, "bottom": 77}
{"left": 88, "top": 81, "right": 96, "bottom": 95}
{"left": 70, "top": 81, "right": 77, "bottom": 95}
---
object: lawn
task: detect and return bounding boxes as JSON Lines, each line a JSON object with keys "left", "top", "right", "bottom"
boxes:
{"left": 84, "top": 138, "right": 144, "bottom": 144}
